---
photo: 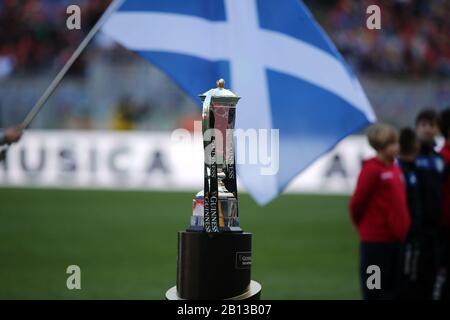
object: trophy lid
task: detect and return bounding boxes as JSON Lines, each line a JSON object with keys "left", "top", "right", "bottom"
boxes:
{"left": 199, "top": 79, "right": 240, "bottom": 105}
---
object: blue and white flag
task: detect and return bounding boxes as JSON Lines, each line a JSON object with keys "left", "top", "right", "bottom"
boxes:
{"left": 103, "top": 0, "right": 376, "bottom": 205}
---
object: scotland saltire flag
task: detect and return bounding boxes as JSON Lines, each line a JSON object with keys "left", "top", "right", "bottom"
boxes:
{"left": 102, "top": 0, "right": 376, "bottom": 205}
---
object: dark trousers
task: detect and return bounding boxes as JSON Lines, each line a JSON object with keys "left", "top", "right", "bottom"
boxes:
{"left": 433, "top": 227, "right": 450, "bottom": 300}
{"left": 396, "top": 239, "right": 421, "bottom": 299}
{"left": 360, "top": 242, "right": 401, "bottom": 300}
{"left": 416, "top": 233, "right": 439, "bottom": 299}
{"left": 397, "top": 230, "right": 442, "bottom": 299}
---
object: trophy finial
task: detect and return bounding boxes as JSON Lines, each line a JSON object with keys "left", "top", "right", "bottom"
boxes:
{"left": 217, "top": 78, "right": 225, "bottom": 89}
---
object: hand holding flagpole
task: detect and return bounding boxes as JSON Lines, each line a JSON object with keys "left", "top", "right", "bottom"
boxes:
{"left": 0, "top": 0, "right": 124, "bottom": 162}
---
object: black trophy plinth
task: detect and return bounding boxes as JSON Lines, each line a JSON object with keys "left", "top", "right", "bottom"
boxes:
{"left": 165, "top": 231, "right": 262, "bottom": 300}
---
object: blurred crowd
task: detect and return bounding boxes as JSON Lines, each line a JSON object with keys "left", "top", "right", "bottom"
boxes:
{"left": 0, "top": 0, "right": 449, "bottom": 131}
{"left": 0, "top": 0, "right": 111, "bottom": 78}
{"left": 1, "top": 0, "right": 449, "bottom": 78}
{"left": 316, "top": 0, "right": 450, "bottom": 77}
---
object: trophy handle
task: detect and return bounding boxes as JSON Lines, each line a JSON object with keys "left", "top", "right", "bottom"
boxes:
{"left": 224, "top": 107, "right": 239, "bottom": 203}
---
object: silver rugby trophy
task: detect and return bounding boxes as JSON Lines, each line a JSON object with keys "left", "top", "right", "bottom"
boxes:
{"left": 190, "top": 78, "right": 240, "bottom": 233}
{"left": 166, "top": 79, "right": 262, "bottom": 300}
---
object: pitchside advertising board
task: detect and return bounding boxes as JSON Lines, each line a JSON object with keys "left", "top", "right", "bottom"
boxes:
{"left": 0, "top": 130, "right": 377, "bottom": 194}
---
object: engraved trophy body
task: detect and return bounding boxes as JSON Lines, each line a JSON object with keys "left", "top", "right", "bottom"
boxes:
{"left": 190, "top": 79, "right": 241, "bottom": 233}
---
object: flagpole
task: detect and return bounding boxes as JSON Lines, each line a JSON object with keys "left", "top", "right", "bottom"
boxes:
{"left": 20, "top": 0, "right": 125, "bottom": 129}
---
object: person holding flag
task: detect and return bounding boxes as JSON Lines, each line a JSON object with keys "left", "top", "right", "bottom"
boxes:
{"left": 0, "top": 127, "right": 23, "bottom": 146}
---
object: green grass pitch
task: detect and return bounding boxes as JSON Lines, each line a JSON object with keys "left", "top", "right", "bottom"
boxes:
{"left": 0, "top": 188, "right": 360, "bottom": 299}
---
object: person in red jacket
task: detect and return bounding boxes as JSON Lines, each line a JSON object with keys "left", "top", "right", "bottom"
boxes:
{"left": 350, "top": 123, "right": 411, "bottom": 300}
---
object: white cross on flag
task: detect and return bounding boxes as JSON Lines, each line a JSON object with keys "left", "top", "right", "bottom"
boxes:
{"left": 102, "top": 0, "right": 376, "bottom": 205}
